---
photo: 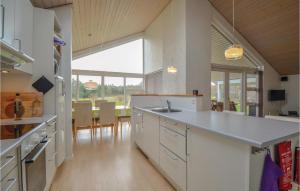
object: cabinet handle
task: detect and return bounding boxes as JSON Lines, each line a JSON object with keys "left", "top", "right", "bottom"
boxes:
{"left": 164, "top": 129, "right": 178, "bottom": 137}
{"left": 1, "top": 5, "right": 4, "bottom": 39}
{"left": 0, "top": 155, "right": 16, "bottom": 171}
{"left": 163, "top": 148, "right": 178, "bottom": 161}
{"left": 4, "top": 178, "right": 17, "bottom": 191}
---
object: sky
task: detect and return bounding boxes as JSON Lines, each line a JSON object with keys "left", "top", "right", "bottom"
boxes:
{"left": 72, "top": 39, "right": 143, "bottom": 74}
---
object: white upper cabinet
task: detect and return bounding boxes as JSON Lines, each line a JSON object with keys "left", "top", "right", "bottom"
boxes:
{"left": 0, "top": 0, "right": 17, "bottom": 48}
{"left": 13, "top": 0, "right": 34, "bottom": 74}
{"left": 14, "top": 0, "right": 33, "bottom": 57}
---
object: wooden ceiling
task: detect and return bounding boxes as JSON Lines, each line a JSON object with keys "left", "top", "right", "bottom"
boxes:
{"left": 72, "top": 0, "right": 171, "bottom": 54}
{"left": 209, "top": 0, "right": 299, "bottom": 75}
{"left": 31, "top": 0, "right": 73, "bottom": 8}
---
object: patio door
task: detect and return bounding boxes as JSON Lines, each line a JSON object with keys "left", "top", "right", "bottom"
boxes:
{"left": 228, "top": 72, "right": 243, "bottom": 112}
{"left": 211, "top": 70, "right": 261, "bottom": 116}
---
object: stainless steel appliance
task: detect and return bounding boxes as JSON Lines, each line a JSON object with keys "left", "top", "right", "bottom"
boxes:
{"left": 19, "top": 123, "right": 47, "bottom": 191}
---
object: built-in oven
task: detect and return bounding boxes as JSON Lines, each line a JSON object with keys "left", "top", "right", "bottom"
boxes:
{"left": 21, "top": 139, "right": 48, "bottom": 191}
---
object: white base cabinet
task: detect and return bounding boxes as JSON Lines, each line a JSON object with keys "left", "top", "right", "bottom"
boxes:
{"left": 44, "top": 121, "right": 57, "bottom": 191}
{"left": 142, "top": 113, "right": 160, "bottom": 165}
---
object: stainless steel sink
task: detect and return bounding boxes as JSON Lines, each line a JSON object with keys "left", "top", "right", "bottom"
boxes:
{"left": 151, "top": 108, "right": 182, "bottom": 113}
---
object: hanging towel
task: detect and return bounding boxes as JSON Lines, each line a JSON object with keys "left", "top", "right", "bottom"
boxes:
{"left": 260, "top": 153, "right": 283, "bottom": 191}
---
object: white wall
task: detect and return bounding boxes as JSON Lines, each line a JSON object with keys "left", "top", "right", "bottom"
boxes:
{"left": 263, "top": 64, "right": 281, "bottom": 115}
{"left": 162, "top": 0, "right": 186, "bottom": 94}
{"left": 144, "top": 14, "right": 163, "bottom": 74}
{"left": 1, "top": 72, "right": 36, "bottom": 92}
{"left": 281, "top": 74, "right": 300, "bottom": 115}
{"left": 185, "top": 0, "right": 212, "bottom": 110}
{"left": 144, "top": 0, "right": 186, "bottom": 94}
{"left": 145, "top": 71, "right": 163, "bottom": 94}
{"left": 53, "top": 5, "right": 73, "bottom": 160}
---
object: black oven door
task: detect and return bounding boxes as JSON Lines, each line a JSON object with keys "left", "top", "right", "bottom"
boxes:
{"left": 22, "top": 141, "right": 48, "bottom": 191}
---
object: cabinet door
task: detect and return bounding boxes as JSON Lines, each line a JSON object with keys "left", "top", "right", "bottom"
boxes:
{"left": 0, "top": 0, "right": 16, "bottom": 47}
{"left": 14, "top": 0, "right": 33, "bottom": 74}
{"left": 45, "top": 137, "right": 56, "bottom": 191}
{"left": 14, "top": 0, "right": 33, "bottom": 56}
{"left": 142, "top": 113, "right": 159, "bottom": 164}
{"left": 134, "top": 111, "right": 143, "bottom": 149}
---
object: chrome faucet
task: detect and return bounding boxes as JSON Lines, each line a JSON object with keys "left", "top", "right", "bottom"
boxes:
{"left": 166, "top": 100, "right": 171, "bottom": 112}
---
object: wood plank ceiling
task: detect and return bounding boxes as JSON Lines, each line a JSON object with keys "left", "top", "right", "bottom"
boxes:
{"left": 31, "top": 0, "right": 73, "bottom": 8}
{"left": 31, "top": 0, "right": 170, "bottom": 55}
{"left": 72, "top": 0, "right": 171, "bottom": 54}
{"left": 209, "top": 0, "right": 299, "bottom": 75}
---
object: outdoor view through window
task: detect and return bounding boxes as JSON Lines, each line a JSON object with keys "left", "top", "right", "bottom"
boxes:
{"left": 72, "top": 39, "right": 144, "bottom": 107}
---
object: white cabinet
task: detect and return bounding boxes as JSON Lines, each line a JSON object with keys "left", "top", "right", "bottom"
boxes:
{"left": 14, "top": 0, "right": 34, "bottom": 74}
{"left": 142, "top": 113, "right": 160, "bottom": 164}
{"left": 44, "top": 121, "right": 57, "bottom": 191}
{"left": 133, "top": 110, "right": 144, "bottom": 149}
{"left": 160, "top": 146, "right": 186, "bottom": 191}
{"left": 0, "top": 0, "right": 16, "bottom": 47}
{"left": 134, "top": 111, "right": 159, "bottom": 165}
{"left": 0, "top": 0, "right": 34, "bottom": 74}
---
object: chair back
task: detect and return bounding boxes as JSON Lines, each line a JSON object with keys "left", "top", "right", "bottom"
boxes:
{"left": 223, "top": 110, "right": 245, "bottom": 115}
{"left": 95, "top": 99, "right": 107, "bottom": 108}
{"left": 99, "top": 102, "right": 116, "bottom": 125}
{"left": 74, "top": 102, "right": 93, "bottom": 128}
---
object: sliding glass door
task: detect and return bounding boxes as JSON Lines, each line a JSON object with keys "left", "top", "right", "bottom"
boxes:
{"left": 211, "top": 70, "right": 260, "bottom": 116}
{"left": 229, "top": 73, "right": 242, "bottom": 112}
{"left": 246, "top": 73, "right": 259, "bottom": 116}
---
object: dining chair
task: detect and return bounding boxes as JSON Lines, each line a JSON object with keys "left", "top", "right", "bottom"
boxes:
{"left": 94, "top": 102, "right": 116, "bottom": 136}
{"left": 95, "top": 99, "right": 107, "bottom": 108}
{"left": 94, "top": 99, "right": 107, "bottom": 124}
{"left": 73, "top": 101, "right": 93, "bottom": 140}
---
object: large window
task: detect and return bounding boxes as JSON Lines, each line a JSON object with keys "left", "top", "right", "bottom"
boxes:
{"left": 72, "top": 39, "right": 143, "bottom": 74}
{"left": 72, "top": 74, "right": 144, "bottom": 106}
{"left": 125, "top": 78, "right": 144, "bottom": 105}
{"left": 71, "top": 39, "right": 144, "bottom": 107}
{"left": 78, "top": 75, "right": 102, "bottom": 101}
{"left": 104, "top": 77, "right": 124, "bottom": 106}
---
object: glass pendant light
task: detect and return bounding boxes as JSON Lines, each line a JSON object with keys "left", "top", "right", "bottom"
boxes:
{"left": 225, "top": 0, "right": 244, "bottom": 60}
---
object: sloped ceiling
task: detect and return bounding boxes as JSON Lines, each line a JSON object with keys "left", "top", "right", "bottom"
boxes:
{"left": 31, "top": 0, "right": 171, "bottom": 55}
{"left": 31, "top": 0, "right": 73, "bottom": 8}
{"left": 209, "top": 0, "right": 299, "bottom": 75}
{"left": 72, "top": 0, "right": 171, "bottom": 54}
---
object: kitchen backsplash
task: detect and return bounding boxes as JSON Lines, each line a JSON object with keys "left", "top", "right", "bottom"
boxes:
{"left": 0, "top": 92, "right": 43, "bottom": 119}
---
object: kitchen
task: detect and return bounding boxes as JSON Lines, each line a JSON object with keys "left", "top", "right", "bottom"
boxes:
{"left": 1, "top": 0, "right": 71, "bottom": 191}
{"left": 0, "top": 0, "right": 299, "bottom": 191}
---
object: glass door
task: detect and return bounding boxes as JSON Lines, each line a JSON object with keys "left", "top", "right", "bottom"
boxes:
{"left": 246, "top": 73, "right": 259, "bottom": 116}
{"left": 211, "top": 71, "right": 225, "bottom": 111}
{"left": 229, "top": 73, "right": 242, "bottom": 112}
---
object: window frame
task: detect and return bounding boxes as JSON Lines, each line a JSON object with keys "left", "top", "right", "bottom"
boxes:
{"left": 72, "top": 70, "right": 144, "bottom": 106}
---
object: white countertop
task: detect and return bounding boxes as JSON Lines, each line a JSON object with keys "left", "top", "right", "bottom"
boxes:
{"left": 0, "top": 115, "right": 57, "bottom": 157}
{"left": 135, "top": 107, "right": 299, "bottom": 148}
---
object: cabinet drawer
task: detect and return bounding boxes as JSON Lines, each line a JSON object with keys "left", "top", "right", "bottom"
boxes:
{"left": 160, "top": 146, "right": 186, "bottom": 191}
{"left": 160, "top": 126, "right": 186, "bottom": 161}
{"left": 0, "top": 166, "right": 19, "bottom": 191}
{"left": 0, "top": 149, "right": 17, "bottom": 181}
{"left": 160, "top": 118, "right": 186, "bottom": 136}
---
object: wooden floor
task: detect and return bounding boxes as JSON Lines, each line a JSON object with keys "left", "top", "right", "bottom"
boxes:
{"left": 50, "top": 125, "right": 175, "bottom": 191}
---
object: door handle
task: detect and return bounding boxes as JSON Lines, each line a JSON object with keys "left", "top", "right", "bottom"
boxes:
{"left": 25, "top": 141, "right": 49, "bottom": 163}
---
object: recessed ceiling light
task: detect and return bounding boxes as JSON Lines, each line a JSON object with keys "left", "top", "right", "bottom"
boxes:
{"left": 1, "top": 70, "right": 9, "bottom": 74}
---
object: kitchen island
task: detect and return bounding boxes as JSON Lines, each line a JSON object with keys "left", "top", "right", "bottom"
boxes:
{"left": 131, "top": 95, "right": 299, "bottom": 191}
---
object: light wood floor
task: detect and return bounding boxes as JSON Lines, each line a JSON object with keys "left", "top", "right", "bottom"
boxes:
{"left": 50, "top": 125, "right": 175, "bottom": 191}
